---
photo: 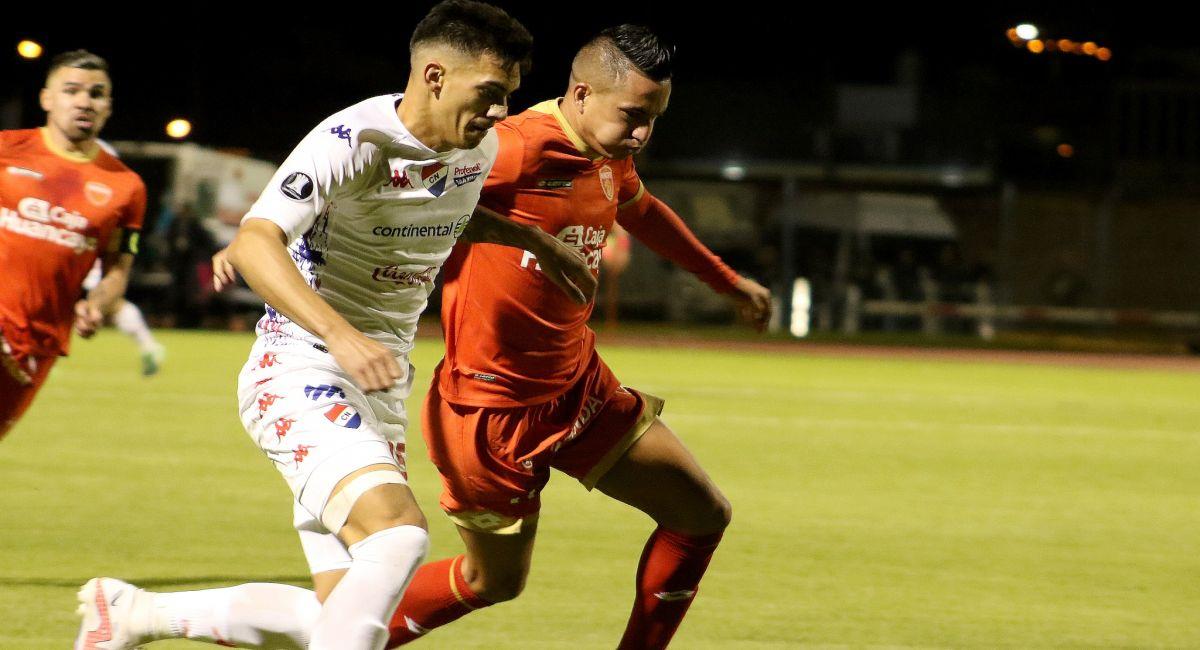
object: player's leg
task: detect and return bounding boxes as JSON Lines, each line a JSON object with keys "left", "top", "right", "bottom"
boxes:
{"left": 0, "top": 344, "right": 55, "bottom": 441}
{"left": 108, "top": 299, "right": 165, "bottom": 376}
{"left": 74, "top": 578, "right": 321, "bottom": 650}
{"left": 594, "top": 415, "right": 731, "bottom": 650}
{"left": 387, "top": 518, "right": 538, "bottom": 646}
{"left": 308, "top": 463, "right": 430, "bottom": 650}
{"left": 386, "top": 382, "right": 547, "bottom": 646}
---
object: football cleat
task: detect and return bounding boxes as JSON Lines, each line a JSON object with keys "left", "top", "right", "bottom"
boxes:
{"left": 141, "top": 344, "right": 166, "bottom": 377}
{"left": 74, "top": 577, "right": 147, "bottom": 649}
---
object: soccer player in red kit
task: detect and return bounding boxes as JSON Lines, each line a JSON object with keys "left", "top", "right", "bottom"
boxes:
{"left": 0, "top": 50, "right": 146, "bottom": 439}
{"left": 387, "top": 25, "right": 772, "bottom": 648}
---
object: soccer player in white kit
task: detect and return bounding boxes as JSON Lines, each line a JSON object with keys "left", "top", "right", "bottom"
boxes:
{"left": 72, "top": 3, "right": 588, "bottom": 649}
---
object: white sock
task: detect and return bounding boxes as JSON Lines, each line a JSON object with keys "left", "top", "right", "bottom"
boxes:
{"left": 148, "top": 583, "right": 320, "bottom": 649}
{"left": 309, "top": 525, "right": 429, "bottom": 650}
{"left": 113, "top": 301, "right": 158, "bottom": 352}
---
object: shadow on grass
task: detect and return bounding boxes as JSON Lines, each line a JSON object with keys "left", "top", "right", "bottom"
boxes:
{"left": 0, "top": 575, "right": 313, "bottom": 589}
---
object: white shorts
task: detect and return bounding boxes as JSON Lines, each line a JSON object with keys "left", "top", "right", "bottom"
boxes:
{"left": 237, "top": 338, "right": 413, "bottom": 573}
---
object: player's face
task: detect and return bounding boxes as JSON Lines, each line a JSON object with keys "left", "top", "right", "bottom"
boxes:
{"left": 580, "top": 72, "right": 671, "bottom": 160}
{"left": 40, "top": 67, "right": 112, "bottom": 143}
{"left": 438, "top": 52, "right": 521, "bottom": 149}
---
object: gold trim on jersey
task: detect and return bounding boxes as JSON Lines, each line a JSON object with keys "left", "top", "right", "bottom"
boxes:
{"left": 531, "top": 98, "right": 602, "bottom": 160}
{"left": 446, "top": 509, "right": 526, "bottom": 535}
{"left": 39, "top": 127, "right": 99, "bottom": 163}
{"left": 618, "top": 182, "right": 646, "bottom": 210}
{"left": 581, "top": 389, "right": 665, "bottom": 489}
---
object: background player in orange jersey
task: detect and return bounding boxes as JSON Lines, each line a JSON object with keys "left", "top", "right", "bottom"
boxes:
{"left": 386, "top": 25, "right": 772, "bottom": 649}
{"left": 0, "top": 50, "right": 147, "bottom": 439}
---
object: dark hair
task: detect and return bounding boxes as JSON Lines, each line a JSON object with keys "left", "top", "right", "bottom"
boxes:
{"left": 411, "top": 0, "right": 533, "bottom": 74}
{"left": 46, "top": 49, "right": 108, "bottom": 82}
{"left": 598, "top": 25, "right": 674, "bottom": 81}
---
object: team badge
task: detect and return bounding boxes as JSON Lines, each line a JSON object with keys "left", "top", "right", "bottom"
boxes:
{"left": 419, "top": 162, "right": 449, "bottom": 197}
{"left": 599, "top": 165, "right": 615, "bottom": 202}
{"left": 85, "top": 181, "right": 113, "bottom": 206}
{"left": 280, "top": 172, "right": 314, "bottom": 201}
{"left": 324, "top": 403, "right": 362, "bottom": 429}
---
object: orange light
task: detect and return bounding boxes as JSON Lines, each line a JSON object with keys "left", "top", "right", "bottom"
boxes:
{"left": 1044, "top": 40, "right": 1058, "bottom": 52}
{"left": 1058, "top": 39, "right": 1075, "bottom": 52}
{"left": 1082, "top": 41, "right": 1098, "bottom": 55}
{"left": 1096, "top": 47, "right": 1112, "bottom": 61}
{"left": 17, "top": 40, "right": 43, "bottom": 59}
{"left": 1006, "top": 28, "right": 1020, "bottom": 42}
{"left": 1057, "top": 143, "right": 1075, "bottom": 158}
{"left": 166, "top": 119, "right": 192, "bottom": 139}
{"left": 1027, "top": 39, "right": 1045, "bottom": 54}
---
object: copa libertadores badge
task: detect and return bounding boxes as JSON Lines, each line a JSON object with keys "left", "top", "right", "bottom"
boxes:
{"left": 280, "top": 172, "right": 314, "bottom": 201}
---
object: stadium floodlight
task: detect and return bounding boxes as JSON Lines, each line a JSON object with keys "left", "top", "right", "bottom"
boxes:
{"left": 721, "top": 163, "right": 747, "bottom": 181}
{"left": 17, "top": 40, "right": 43, "bottom": 59}
{"left": 1015, "top": 23, "right": 1039, "bottom": 41}
{"left": 166, "top": 119, "right": 192, "bottom": 139}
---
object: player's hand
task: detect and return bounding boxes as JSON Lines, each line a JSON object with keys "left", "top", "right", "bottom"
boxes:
{"left": 730, "top": 276, "right": 772, "bottom": 332}
{"left": 532, "top": 236, "right": 597, "bottom": 305}
{"left": 324, "top": 324, "right": 404, "bottom": 392}
{"left": 212, "top": 247, "right": 238, "bottom": 291}
{"left": 73, "top": 300, "right": 104, "bottom": 339}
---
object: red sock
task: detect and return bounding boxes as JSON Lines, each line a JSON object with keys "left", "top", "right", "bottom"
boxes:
{"left": 386, "top": 555, "right": 492, "bottom": 647}
{"left": 617, "top": 527, "right": 724, "bottom": 650}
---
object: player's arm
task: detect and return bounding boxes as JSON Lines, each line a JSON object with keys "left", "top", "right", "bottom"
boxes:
{"left": 617, "top": 188, "right": 772, "bottom": 330}
{"left": 461, "top": 205, "right": 596, "bottom": 304}
{"left": 226, "top": 219, "right": 401, "bottom": 391}
{"left": 230, "top": 126, "right": 402, "bottom": 392}
{"left": 74, "top": 249, "right": 134, "bottom": 338}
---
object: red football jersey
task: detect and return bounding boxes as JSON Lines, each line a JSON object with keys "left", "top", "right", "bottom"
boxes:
{"left": 436, "top": 100, "right": 738, "bottom": 407}
{"left": 0, "top": 128, "right": 146, "bottom": 356}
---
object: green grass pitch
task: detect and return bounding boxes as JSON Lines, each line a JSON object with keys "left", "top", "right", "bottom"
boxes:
{"left": 1, "top": 330, "right": 1197, "bottom": 648}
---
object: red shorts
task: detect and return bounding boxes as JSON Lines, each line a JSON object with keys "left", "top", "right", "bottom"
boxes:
{"left": 1, "top": 333, "right": 56, "bottom": 440}
{"left": 423, "top": 360, "right": 663, "bottom": 534}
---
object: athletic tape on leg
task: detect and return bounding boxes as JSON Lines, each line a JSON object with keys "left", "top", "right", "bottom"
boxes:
{"left": 321, "top": 470, "right": 406, "bottom": 533}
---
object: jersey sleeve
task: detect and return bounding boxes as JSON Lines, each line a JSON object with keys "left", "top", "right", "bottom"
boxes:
{"left": 617, "top": 188, "right": 741, "bottom": 294}
{"left": 244, "top": 126, "right": 372, "bottom": 241}
{"left": 481, "top": 125, "right": 526, "bottom": 197}
{"left": 615, "top": 160, "right": 651, "bottom": 214}
{"left": 120, "top": 178, "right": 147, "bottom": 231}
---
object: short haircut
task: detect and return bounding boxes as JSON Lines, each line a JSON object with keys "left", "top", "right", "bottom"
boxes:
{"left": 46, "top": 50, "right": 109, "bottom": 84}
{"left": 587, "top": 25, "right": 674, "bottom": 82}
{"left": 410, "top": 0, "right": 534, "bottom": 74}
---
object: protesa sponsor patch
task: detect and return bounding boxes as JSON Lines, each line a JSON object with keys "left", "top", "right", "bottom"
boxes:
{"left": 324, "top": 404, "right": 362, "bottom": 429}
{"left": 453, "top": 162, "right": 483, "bottom": 187}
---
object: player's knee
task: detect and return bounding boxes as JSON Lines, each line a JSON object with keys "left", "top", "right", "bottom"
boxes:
{"left": 687, "top": 490, "right": 732, "bottom": 535}
{"left": 464, "top": 569, "right": 527, "bottom": 603}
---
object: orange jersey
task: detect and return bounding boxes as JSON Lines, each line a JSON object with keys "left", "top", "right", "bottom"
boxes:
{"left": 437, "top": 100, "right": 738, "bottom": 407}
{"left": 0, "top": 129, "right": 146, "bottom": 356}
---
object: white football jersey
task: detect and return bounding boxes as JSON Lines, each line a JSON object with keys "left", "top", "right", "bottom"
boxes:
{"left": 244, "top": 94, "right": 496, "bottom": 354}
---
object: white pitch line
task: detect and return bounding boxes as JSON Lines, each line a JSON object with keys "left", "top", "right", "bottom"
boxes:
{"left": 664, "top": 412, "right": 1199, "bottom": 439}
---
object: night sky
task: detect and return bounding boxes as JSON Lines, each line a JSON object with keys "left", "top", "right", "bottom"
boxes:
{"left": 3, "top": 3, "right": 1196, "bottom": 164}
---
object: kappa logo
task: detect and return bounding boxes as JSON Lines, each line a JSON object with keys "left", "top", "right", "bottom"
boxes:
{"left": 84, "top": 181, "right": 113, "bottom": 207}
{"left": 304, "top": 384, "right": 345, "bottom": 400}
{"left": 280, "top": 172, "right": 314, "bottom": 201}
{"left": 274, "top": 417, "right": 296, "bottom": 441}
{"left": 599, "top": 165, "right": 615, "bottom": 201}
{"left": 387, "top": 168, "right": 413, "bottom": 188}
{"left": 324, "top": 403, "right": 362, "bottom": 429}
{"left": 293, "top": 444, "right": 316, "bottom": 465}
{"left": 258, "top": 352, "right": 279, "bottom": 368}
{"left": 452, "top": 162, "right": 483, "bottom": 187}
{"left": 257, "top": 392, "right": 283, "bottom": 416}
{"left": 329, "top": 124, "right": 352, "bottom": 147}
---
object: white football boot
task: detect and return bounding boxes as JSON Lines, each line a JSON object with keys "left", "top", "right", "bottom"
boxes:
{"left": 74, "top": 577, "right": 152, "bottom": 649}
